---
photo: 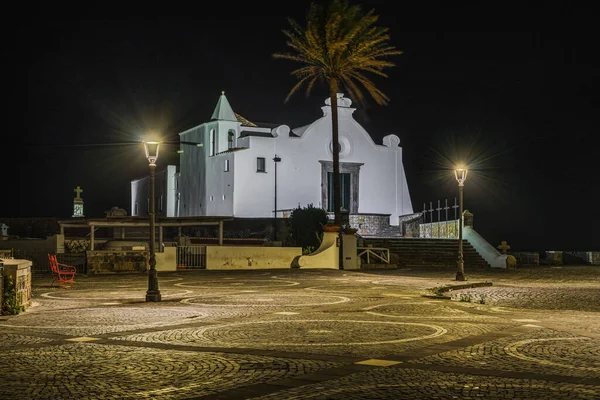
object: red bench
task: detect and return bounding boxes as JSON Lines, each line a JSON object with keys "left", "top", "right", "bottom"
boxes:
{"left": 48, "top": 254, "right": 76, "bottom": 288}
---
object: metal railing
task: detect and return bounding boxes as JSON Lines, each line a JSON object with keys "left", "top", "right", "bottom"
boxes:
{"left": 176, "top": 246, "right": 206, "bottom": 269}
{"left": 357, "top": 247, "right": 390, "bottom": 264}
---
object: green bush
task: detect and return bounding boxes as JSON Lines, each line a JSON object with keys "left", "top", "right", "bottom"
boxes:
{"left": 2, "top": 276, "right": 23, "bottom": 315}
{"left": 287, "top": 204, "right": 329, "bottom": 252}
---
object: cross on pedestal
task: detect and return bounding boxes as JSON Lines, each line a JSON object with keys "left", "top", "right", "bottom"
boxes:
{"left": 436, "top": 200, "right": 442, "bottom": 223}
{"left": 497, "top": 240, "right": 511, "bottom": 254}
{"left": 443, "top": 199, "right": 450, "bottom": 222}
{"left": 452, "top": 197, "right": 459, "bottom": 220}
{"left": 74, "top": 186, "right": 83, "bottom": 199}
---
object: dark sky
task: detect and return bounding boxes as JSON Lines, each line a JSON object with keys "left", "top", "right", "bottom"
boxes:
{"left": 8, "top": 1, "right": 599, "bottom": 251}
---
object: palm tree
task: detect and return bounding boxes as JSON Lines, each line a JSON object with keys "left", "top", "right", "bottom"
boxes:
{"left": 273, "top": 0, "right": 402, "bottom": 228}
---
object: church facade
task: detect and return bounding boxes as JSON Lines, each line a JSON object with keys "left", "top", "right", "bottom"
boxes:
{"left": 131, "top": 92, "right": 413, "bottom": 226}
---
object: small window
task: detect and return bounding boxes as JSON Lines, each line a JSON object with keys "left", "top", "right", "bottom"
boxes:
{"left": 209, "top": 129, "right": 216, "bottom": 156}
{"left": 134, "top": 202, "right": 139, "bottom": 215}
{"left": 228, "top": 129, "right": 235, "bottom": 149}
{"left": 210, "top": 196, "right": 214, "bottom": 201}
{"left": 257, "top": 157, "right": 266, "bottom": 172}
{"left": 222, "top": 194, "right": 226, "bottom": 200}
{"left": 224, "top": 159, "right": 230, "bottom": 172}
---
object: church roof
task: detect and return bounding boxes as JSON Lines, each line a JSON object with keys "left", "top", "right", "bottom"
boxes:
{"left": 234, "top": 113, "right": 258, "bottom": 127}
{"left": 240, "top": 130, "right": 273, "bottom": 138}
{"left": 211, "top": 92, "right": 238, "bottom": 122}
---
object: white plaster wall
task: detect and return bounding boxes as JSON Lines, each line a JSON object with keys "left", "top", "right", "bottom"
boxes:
{"left": 233, "top": 135, "right": 280, "bottom": 217}
{"left": 165, "top": 165, "right": 177, "bottom": 217}
{"left": 131, "top": 179, "right": 141, "bottom": 216}
{"left": 232, "top": 97, "right": 413, "bottom": 223}
{"left": 130, "top": 166, "right": 177, "bottom": 217}
{"left": 178, "top": 126, "right": 206, "bottom": 216}
{"left": 205, "top": 121, "right": 237, "bottom": 216}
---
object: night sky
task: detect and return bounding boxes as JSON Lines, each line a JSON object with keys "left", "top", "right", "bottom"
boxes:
{"left": 9, "top": 2, "right": 599, "bottom": 252}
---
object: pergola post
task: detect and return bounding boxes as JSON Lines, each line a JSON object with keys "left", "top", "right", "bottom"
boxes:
{"left": 159, "top": 225, "right": 163, "bottom": 252}
{"left": 218, "top": 221, "right": 223, "bottom": 246}
{"left": 90, "top": 224, "right": 95, "bottom": 251}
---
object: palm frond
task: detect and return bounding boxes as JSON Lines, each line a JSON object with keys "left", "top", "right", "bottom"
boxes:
{"left": 274, "top": 0, "right": 401, "bottom": 107}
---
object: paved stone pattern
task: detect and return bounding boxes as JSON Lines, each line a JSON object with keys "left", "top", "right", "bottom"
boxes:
{"left": 411, "top": 327, "right": 600, "bottom": 378}
{"left": 0, "top": 343, "right": 342, "bottom": 400}
{"left": 0, "top": 307, "right": 212, "bottom": 336}
{"left": 1, "top": 266, "right": 598, "bottom": 399}
{"left": 0, "top": 332, "right": 54, "bottom": 347}
{"left": 114, "top": 309, "right": 516, "bottom": 358}
{"left": 253, "top": 368, "right": 600, "bottom": 399}
{"left": 449, "top": 286, "right": 600, "bottom": 312}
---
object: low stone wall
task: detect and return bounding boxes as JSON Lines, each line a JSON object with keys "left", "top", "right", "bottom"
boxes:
{"left": 511, "top": 252, "right": 540, "bottom": 266}
{"left": 206, "top": 246, "right": 302, "bottom": 270}
{"left": 588, "top": 252, "right": 600, "bottom": 265}
{"left": 399, "top": 213, "right": 422, "bottom": 238}
{"left": 542, "top": 251, "right": 563, "bottom": 265}
{"left": 86, "top": 251, "right": 147, "bottom": 274}
{"left": 295, "top": 232, "right": 339, "bottom": 269}
{"left": 420, "top": 220, "right": 459, "bottom": 239}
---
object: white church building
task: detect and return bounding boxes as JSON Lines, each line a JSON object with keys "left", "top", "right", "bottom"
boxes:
{"left": 131, "top": 92, "right": 413, "bottom": 234}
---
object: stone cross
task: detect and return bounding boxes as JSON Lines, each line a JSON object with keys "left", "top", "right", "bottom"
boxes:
{"left": 436, "top": 200, "right": 442, "bottom": 222}
{"left": 452, "top": 197, "right": 459, "bottom": 220}
{"left": 74, "top": 186, "right": 83, "bottom": 199}
{"left": 422, "top": 202, "right": 428, "bottom": 223}
{"left": 443, "top": 198, "right": 450, "bottom": 222}
{"left": 497, "top": 240, "right": 511, "bottom": 254}
{"left": 428, "top": 201, "right": 434, "bottom": 223}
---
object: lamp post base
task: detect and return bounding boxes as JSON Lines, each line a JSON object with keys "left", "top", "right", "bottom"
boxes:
{"left": 455, "top": 262, "right": 466, "bottom": 281}
{"left": 146, "top": 291, "right": 162, "bottom": 302}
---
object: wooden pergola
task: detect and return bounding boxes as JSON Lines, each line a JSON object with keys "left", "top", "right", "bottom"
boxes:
{"left": 58, "top": 216, "right": 234, "bottom": 250}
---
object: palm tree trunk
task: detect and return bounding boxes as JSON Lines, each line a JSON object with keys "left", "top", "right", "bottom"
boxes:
{"left": 329, "top": 81, "right": 341, "bottom": 226}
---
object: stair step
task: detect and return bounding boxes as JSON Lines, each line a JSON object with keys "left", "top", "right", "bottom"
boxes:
{"left": 363, "top": 237, "right": 491, "bottom": 268}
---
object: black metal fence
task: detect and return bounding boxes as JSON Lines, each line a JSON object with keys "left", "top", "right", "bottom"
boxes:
{"left": 9, "top": 249, "right": 87, "bottom": 274}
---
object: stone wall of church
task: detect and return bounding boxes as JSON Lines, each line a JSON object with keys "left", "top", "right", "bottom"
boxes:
{"left": 349, "top": 214, "right": 391, "bottom": 237}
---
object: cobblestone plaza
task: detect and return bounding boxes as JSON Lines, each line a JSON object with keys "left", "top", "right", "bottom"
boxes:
{"left": 1, "top": 266, "right": 599, "bottom": 399}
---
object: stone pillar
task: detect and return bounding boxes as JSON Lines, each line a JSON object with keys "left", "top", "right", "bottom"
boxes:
{"left": 55, "top": 234, "right": 65, "bottom": 254}
{"left": 342, "top": 232, "right": 359, "bottom": 270}
{"left": 463, "top": 210, "right": 473, "bottom": 228}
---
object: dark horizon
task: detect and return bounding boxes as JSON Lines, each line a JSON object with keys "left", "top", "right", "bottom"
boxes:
{"left": 7, "top": 2, "right": 599, "bottom": 252}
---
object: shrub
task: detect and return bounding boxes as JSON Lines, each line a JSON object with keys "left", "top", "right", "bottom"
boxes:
{"left": 286, "top": 204, "right": 328, "bottom": 252}
{"left": 2, "top": 276, "right": 23, "bottom": 315}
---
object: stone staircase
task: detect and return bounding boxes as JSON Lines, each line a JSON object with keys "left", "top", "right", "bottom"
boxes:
{"left": 361, "top": 237, "right": 491, "bottom": 268}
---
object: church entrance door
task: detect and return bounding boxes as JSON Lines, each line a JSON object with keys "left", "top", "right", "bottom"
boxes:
{"left": 320, "top": 161, "right": 363, "bottom": 214}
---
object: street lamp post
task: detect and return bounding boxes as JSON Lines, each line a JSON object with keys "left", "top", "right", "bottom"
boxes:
{"left": 144, "top": 141, "right": 162, "bottom": 302}
{"left": 454, "top": 166, "right": 468, "bottom": 281}
{"left": 273, "top": 155, "right": 282, "bottom": 242}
